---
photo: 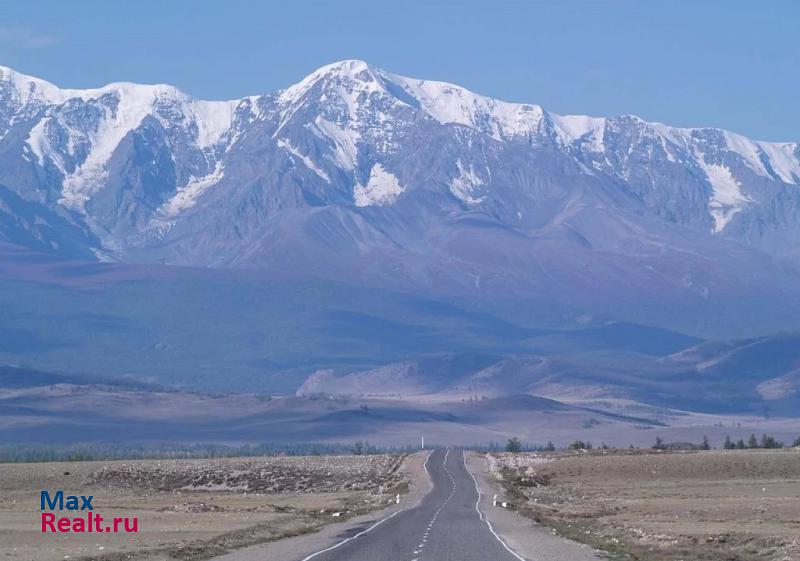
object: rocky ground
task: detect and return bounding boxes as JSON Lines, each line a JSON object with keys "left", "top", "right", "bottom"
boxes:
{"left": 491, "top": 448, "right": 800, "bottom": 561}
{"left": 0, "top": 454, "right": 409, "bottom": 561}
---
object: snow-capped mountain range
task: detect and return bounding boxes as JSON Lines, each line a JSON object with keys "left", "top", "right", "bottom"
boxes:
{"left": 2, "top": 60, "right": 800, "bottom": 334}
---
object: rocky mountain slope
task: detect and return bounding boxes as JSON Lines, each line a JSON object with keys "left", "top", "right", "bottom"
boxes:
{"left": 2, "top": 60, "right": 800, "bottom": 339}
{"left": 3, "top": 60, "right": 799, "bottom": 259}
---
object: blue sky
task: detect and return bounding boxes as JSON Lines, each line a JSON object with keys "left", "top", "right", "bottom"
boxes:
{"left": 1, "top": 1, "right": 797, "bottom": 141}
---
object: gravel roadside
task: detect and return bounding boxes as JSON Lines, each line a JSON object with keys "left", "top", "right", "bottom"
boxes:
{"left": 213, "top": 450, "right": 433, "bottom": 561}
{"left": 464, "top": 451, "right": 605, "bottom": 561}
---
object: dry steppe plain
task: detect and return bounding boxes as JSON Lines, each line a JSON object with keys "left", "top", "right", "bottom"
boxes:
{"left": 0, "top": 454, "right": 410, "bottom": 561}
{"left": 492, "top": 447, "right": 800, "bottom": 561}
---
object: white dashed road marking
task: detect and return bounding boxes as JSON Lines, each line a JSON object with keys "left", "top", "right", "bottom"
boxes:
{"left": 407, "top": 447, "right": 460, "bottom": 561}
{"left": 464, "top": 452, "right": 528, "bottom": 561}
{"left": 301, "top": 450, "right": 433, "bottom": 561}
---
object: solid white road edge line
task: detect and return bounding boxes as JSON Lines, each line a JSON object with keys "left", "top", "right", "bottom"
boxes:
{"left": 463, "top": 451, "right": 528, "bottom": 561}
{"left": 300, "top": 449, "right": 434, "bottom": 561}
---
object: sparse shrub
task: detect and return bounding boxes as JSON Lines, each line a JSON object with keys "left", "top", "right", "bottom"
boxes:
{"left": 653, "top": 437, "right": 665, "bottom": 450}
{"left": 544, "top": 441, "right": 556, "bottom": 451}
{"left": 505, "top": 437, "right": 522, "bottom": 453}
{"left": 569, "top": 440, "right": 592, "bottom": 450}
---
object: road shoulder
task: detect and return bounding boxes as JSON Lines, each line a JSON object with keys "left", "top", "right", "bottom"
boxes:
{"left": 465, "top": 451, "right": 605, "bottom": 561}
{"left": 212, "top": 451, "right": 433, "bottom": 561}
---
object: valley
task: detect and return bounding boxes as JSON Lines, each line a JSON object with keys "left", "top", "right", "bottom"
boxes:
{"left": 2, "top": 362, "right": 798, "bottom": 451}
{"left": 1, "top": 6, "right": 798, "bottom": 561}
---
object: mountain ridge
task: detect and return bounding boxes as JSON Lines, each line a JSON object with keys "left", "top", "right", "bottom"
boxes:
{"left": 3, "top": 59, "right": 799, "bottom": 236}
{"left": 3, "top": 60, "right": 798, "bottom": 239}
{"left": 2, "top": 60, "right": 800, "bottom": 340}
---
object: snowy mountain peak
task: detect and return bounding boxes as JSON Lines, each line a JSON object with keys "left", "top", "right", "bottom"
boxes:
{"left": 318, "top": 58, "right": 376, "bottom": 76}
{"left": 0, "top": 64, "right": 242, "bottom": 215}
{"left": 378, "top": 70, "right": 546, "bottom": 140}
{"left": 277, "top": 59, "right": 382, "bottom": 104}
{"left": 1, "top": 64, "right": 241, "bottom": 121}
{"left": 276, "top": 61, "right": 550, "bottom": 143}
{"left": 0, "top": 64, "right": 66, "bottom": 107}
{"left": 2, "top": 60, "right": 800, "bottom": 266}
{"left": 1, "top": 65, "right": 183, "bottom": 108}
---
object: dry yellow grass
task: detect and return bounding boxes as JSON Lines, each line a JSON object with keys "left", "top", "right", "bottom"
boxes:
{"left": 0, "top": 455, "right": 408, "bottom": 561}
{"left": 493, "top": 448, "right": 800, "bottom": 561}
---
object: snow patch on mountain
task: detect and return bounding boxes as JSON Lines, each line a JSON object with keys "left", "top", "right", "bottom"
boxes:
{"left": 450, "top": 159, "right": 486, "bottom": 204}
{"left": 187, "top": 98, "right": 239, "bottom": 148}
{"left": 702, "top": 163, "right": 751, "bottom": 232}
{"left": 354, "top": 164, "right": 403, "bottom": 207}
{"left": 25, "top": 118, "right": 59, "bottom": 169}
{"left": 277, "top": 138, "right": 330, "bottom": 182}
{"left": 754, "top": 141, "right": 800, "bottom": 184}
{"left": 160, "top": 163, "right": 225, "bottom": 220}
{"left": 656, "top": 125, "right": 799, "bottom": 185}
{"left": 311, "top": 117, "right": 359, "bottom": 171}
{"left": 58, "top": 87, "right": 162, "bottom": 210}
{"left": 551, "top": 114, "right": 606, "bottom": 152}
{"left": 5, "top": 69, "right": 238, "bottom": 211}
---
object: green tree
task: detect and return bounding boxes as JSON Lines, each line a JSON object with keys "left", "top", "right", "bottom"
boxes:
{"left": 747, "top": 434, "right": 759, "bottom": 449}
{"left": 653, "top": 437, "right": 665, "bottom": 450}
{"left": 701, "top": 435, "right": 710, "bottom": 450}
{"left": 544, "top": 441, "right": 556, "bottom": 451}
{"left": 736, "top": 438, "right": 746, "bottom": 449}
{"left": 723, "top": 435, "right": 734, "bottom": 449}
{"left": 794, "top": 436, "right": 800, "bottom": 447}
{"left": 505, "top": 437, "right": 522, "bottom": 453}
{"left": 760, "top": 434, "right": 783, "bottom": 449}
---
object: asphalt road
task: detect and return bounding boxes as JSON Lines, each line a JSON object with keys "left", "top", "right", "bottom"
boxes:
{"left": 297, "top": 448, "right": 526, "bottom": 561}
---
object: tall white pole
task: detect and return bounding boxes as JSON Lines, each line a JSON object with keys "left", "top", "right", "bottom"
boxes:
{"left": 421, "top": 434, "right": 424, "bottom": 450}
